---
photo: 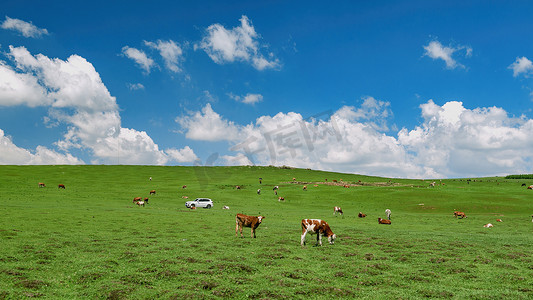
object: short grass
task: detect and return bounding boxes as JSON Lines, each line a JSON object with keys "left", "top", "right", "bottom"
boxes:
{"left": 1, "top": 165, "right": 533, "bottom": 299}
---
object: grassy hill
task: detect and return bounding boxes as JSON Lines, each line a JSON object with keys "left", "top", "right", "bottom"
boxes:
{"left": 1, "top": 165, "right": 532, "bottom": 299}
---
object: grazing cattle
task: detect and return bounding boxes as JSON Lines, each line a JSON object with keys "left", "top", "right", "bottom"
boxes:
{"left": 303, "top": 185, "right": 307, "bottom": 191}
{"left": 236, "top": 185, "right": 241, "bottom": 190}
{"left": 273, "top": 186, "right": 279, "bottom": 190}
{"left": 343, "top": 185, "right": 349, "bottom": 188}
{"left": 257, "top": 189, "right": 261, "bottom": 195}
{"left": 496, "top": 219, "right": 503, "bottom": 222}
{"left": 278, "top": 197, "right": 285, "bottom": 201}
{"left": 332, "top": 180, "right": 337, "bottom": 183}
{"left": 385, "top": 209, "right": 391, "bottom": 220}
{"left": 190, "top": 206, "right": 196, "bottom": 210}
{"left": 149, "top": 177, "right": 152, "bottom": 181}
{"left": 149, "top": 190, "right": 156, "bottom": 195}
{"left": 58, "top": 184, "right": 65, "bottom": 189}
{"left": 136, "top": 201, "right": 145, "bottom": 207}
{"left": 259, "top": 178, "right": 262, "bottom": 184}
{"left": 143, "top": 197, "right": 149, "bottom": 204}
{"left": 531, "top": 215, "right": 533, "bottom": 222}
{"left": 182, "top": 185, "right": 187, "bottom": 189}
{"left": 38, "top": 182, "right": 46, "bottom": 188}
{"left": 292, "top": 177, "right": 296, "bottom": 182}
{"left": 454, "top": 211, "right": 467, "bottom": 219}
{"left": 483, "top": 223, "right": 493, "bottom": 228}
{"left": 333, "top": 206, "right": 343, "bottom": 216}
{"left": 528, "top": 185, "right": 533, "bottom": 190}
{"left": 222, "top": 205, "right": 230, "bottom": 210}
{"left": 133, "top": 197, "right": 142, "bottom": 203}
{"left": 378, "top": 217, "right": 391, "bottom": 225}
{"left": 521, "top": 183, "right": 526, "bottom": 187}
{"left": 313, "top": 184, "right": 319, "bottom": 187}
{"left": 235, "top": 214, "right": 264, "bottom": 238}
{"left": 358, "top": 212, "right": 366, "bottom": 218}
{"left": 182, "top": 196, "right": 189, "bottom": 199}
{"left": 429, "top": 182, "right": 436, "bottom": 187}
{"left": 300, "top": 219, "right": 336, "bottom": 246}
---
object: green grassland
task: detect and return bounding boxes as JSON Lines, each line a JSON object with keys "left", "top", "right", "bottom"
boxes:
{"left": 1, "top": 165, "right": 533, "bottom": 299}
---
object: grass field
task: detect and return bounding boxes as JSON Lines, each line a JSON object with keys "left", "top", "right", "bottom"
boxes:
{"left": 1, "top": 165, "right": 533, "bottom": 299}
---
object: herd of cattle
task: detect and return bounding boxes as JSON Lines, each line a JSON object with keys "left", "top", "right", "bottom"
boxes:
{"left": 38, "top": 177, "right": 533, "bottom": 247}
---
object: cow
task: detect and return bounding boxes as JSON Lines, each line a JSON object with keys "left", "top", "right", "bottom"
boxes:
{"left": 259, "top": 178, "right": 262, "bottom": 184}
{"left": 38, "top": 182, "right": 46, "bottom": 188}
{"left": 358, "top": 212, "right": 366, "bottom": 218}
{"left": 58, "top": 184, "right": 65, "bottom": 189}
{"left": 149, "top": 177, "right": 152, "bottom": 181}
{"left": 257, "top": 189, "right": 261, "bottom": 195}
{"left": 531, "top": 215, "right": 533, "bottom": 223}
{"left": 292, "top": 177, "right": 296, "bottom": 182}
{"left": 222, "top": 206, "right": 230, "bottom": 210}
{"left": 483, "top": 223, "right": 493, "bottom": 228}
{"left": 182, "top": 185, "right": 187, "bottom": 189}
{"left": 378, "top": 217, "right": 391, "bottom": 225}
{"left": 136, "top": 201, "right": 145, "bottom": 207}
{"left": 303, "top": 185, "right": 307, "bottom": 191}
{"left": 278, "top": 197, "right": 285, "bottom": 201}
{"left": 496, "top": 219, "right": 503, "bottom": 222}
{"left": 333, "top": 206, "right": 343, "bottom": 216}
{"left": 236, "top": 185, "right": 241, "bottom": 190}
{"left": 301, "top": 219, "right": 336, "bottom": 246}
{"left": 149, "top": 190, "right": 156, "bottom": 195}
{"left": 143, "top": 197, "right": 149, "bottom": 204}
{"left": 235, "top": 214, "right": 264, "bottom": 238}
{"left": 385, "top": 209, "right": 391, "bottom": 220}
{"left": 182, "top": 196, "right": 189, "bottom": 199}
{"left": 133, "top": 197, "right": 142, "bottom": 203}
{"left": 273, "top": 186, "right": 279, "bottom": 190}
{"left": 528, "top": 185, "right": 533, "bottom": 190}
{"left": 454, "top": 211, "right": 467, "bottom": 219}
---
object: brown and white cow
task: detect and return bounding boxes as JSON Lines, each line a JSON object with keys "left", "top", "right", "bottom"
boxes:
{"left": 38, "top": 182, "right": 46, "bottom": 188}
{"left": 358, "top": 212, "right": 366, "bottom": 218}
{"left": 133, "top": 197, "right": 142, "bottom": 203}
{"left": 136, "top": 201, "right": 145, "bottom": 207}
{"left": 496, "top": 219, "right": 503, "bottom": 222}
{"left": 58, "top": 184, "right": 65, "bottom": 189}
{"left": 149, "top": 190, "right": 156, "bottom": 195}
{"left": 454, "top": 211, "right": 467, "bottom": 219}
{"left": 235, "top": 214, "right": 264, "bottom": 238}
{"left": 378, "top": 217, "right": 391, "bottom": 225}
{"left": 301, "top": 219, "right": 336, "bottom": 246}
{"left": 303, "top": 185, "right": 307, "bottom": 191}
{"left": 333, "top": 206, "right": 343, "bottom": 216}
{"left": 278, "top": 197, "right": 285, "bottom": 201}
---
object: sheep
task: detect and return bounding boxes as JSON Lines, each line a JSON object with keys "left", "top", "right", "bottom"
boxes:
{"left": 385, "top": 209, "right": 391, "bottom": 220}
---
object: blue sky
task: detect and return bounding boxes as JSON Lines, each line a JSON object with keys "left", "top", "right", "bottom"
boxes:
{"left": 2, "top": 1, "right": 533, "bottom": 178}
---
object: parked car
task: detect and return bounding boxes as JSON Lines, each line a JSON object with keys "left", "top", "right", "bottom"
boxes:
{"left": 185, "top": 198, "right": 213, "bottom": 209}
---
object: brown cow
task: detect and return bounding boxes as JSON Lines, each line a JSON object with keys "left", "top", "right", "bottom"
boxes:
{"left": 58, "top": 184, "right": 65, "bottom": 189}
{"left": 303, "top": 185, "right": 307, "bottom": 191}
{"left": 38, "top": 182, "right": 46, "bottom": 188}
{"left": 358, "top": 212, "right": 366, "bottom": 218}
{"left": 236, "top": 185, "right": 241, "bottom": 190}
{"left": 528, "top": 185, "right": 533, "bottom": 190}
{"left": 454, "top": 211, "right": 467, "bottom": 219}
{"left": 133, "top": 197, "right": 142, "bottom": 203}
{"left": 278, "top": 197, "right": 285, "bottom": 201}
{"left": 333, "top": 206, "right": 343, "bottom": 216}
{"left": 378, "top": 217, "right": 391, "bottom": 225}
{"left": 143, "top": 197, "right": 149, "bottom": 204}
{"left": 301, "top": 219, "right": 336, "bottom": 246}
{"left": 235, "top": 214, "right": 264, "bottom": 238}
{"left": 149, "top": 190, "right": 156, "bottom": 195}
{"left": 182, "top": 185, "right": 187, "bottom": 189}
{"left": 496, "top": 219, "right": 503, "bottom": 222}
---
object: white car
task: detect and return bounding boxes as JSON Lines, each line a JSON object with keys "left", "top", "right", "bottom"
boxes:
{"left": 185, "top": 198, "right": 213, "bottom": 209}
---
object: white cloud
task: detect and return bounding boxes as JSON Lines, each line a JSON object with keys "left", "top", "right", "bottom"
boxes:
{"left": 0, "top": 46, "right": 198, "bottom": 165}
{"left": 0, "top": 129, "right": 83, "bottom": 164}
{"left": 1, "top": 16, "right": 48, "bottom": 38}
{"left": 145, "top": 39, "right": 184, "bottom": 73}
{"left": 121, "top": 46, "right": 156, "bottom": 74}
{"left": 229, "top": 93, "right": 263, "bottom": 104}
{"left": 180, "top": 100, "right": 533, "bottom": 178}
{"left": 508, "top": 56, "right": 533, "bottom": 77}
{"left": 176, "top": 103, "right": 241, "bottom": 141}
{"left": 127, "top": 83, "right": 145, "bottom": 90}
{"left": 423, "top": 40, "right": 472, "bottom": 69}
{"left": 198, "top": 15, "right": 279, "bottom": 70}
{"left": 166, "top": 146, "right": 199, "bottom": 163}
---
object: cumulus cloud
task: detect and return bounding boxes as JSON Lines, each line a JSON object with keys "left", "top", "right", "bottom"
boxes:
{"left": 423, "top": 40, "right": 472, "bottom": 69}
{"left": 0, "top": 129, "right": 83, "bottom": 164}
{"left": 166, "top": 146, "right": 199, "bottom": 163}
{"left": 198, "top": 15, "right": 279, "bottom": 70}
{"left": 0, "top": 46, "right": 198, "bottom": 165}
{"left": 121, "top": 46, "right": 156, "bottom": 74}
{"left": 1, "top": 16, "right": 48, "bottom": 38}
{"left": 145, "top": 39, "right": 184, "bottom": 73}
{"left": 229, "top": 93, "right": 263, "bottom": 104}
{"left": 179, "top": 99, "right": 533, "bottom": 178}
{"left": 127, "top": 83, "right": 145, "bottom": 90}
{"left": 176, "top": 103, "right": 241, "bottom": 141}
{"left": 508, "top": 56, "right": 533, "bottom": 77}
